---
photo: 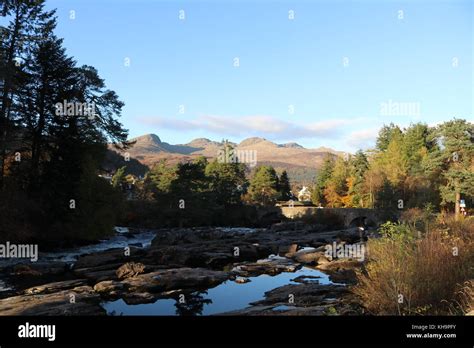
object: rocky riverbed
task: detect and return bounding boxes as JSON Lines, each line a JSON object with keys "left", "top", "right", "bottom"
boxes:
{"left": 0, "top": 223, "right": 368, "bottom": 316}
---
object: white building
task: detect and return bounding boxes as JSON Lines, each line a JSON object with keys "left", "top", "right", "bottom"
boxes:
{"left": 297, "top": 186, "right": 312, "bottom": 202}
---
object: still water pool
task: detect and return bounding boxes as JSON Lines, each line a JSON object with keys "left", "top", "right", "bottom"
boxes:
{"left": 102, "top": 266, "right": 332, "bottom": 316}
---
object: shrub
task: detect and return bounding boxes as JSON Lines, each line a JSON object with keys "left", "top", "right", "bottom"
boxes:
{"left": 448, "top": 280, "right": 474, "bottom": 315}
{"left": 399, "top": 204, "right": 438, "bottom": 234}
{"left": 378, "top": 221, "right": 416, "bottom": 240}
{"left": 353, "top": 217, "right": 474, "bottom": 315}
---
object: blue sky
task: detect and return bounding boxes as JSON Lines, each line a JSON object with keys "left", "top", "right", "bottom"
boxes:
{"left": 43, "top": 0, "right": 473, "bottom": 151}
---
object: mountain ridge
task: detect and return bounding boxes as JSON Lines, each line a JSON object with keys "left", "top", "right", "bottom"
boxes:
{"left": 128, "top": 133, "right": 341, "bottom": 154}
{"left": 115, "top": 134, "right": 345, "bottom": 184}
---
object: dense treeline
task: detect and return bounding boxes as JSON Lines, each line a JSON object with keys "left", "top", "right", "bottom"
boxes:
{"left": 122, "top": 142, "right": 294, "bottom": 227}
{"left": 123, "top": 120, "right": 473, "bottom": 228}
{"left": 0, "top": 1, "right": 129, "bottom": 244}
{"left": 311, "top": 121, "right": 474, "bottom": 219}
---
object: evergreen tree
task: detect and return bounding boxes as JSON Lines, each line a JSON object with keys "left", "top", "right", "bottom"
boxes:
{"left": 375, "top": 123, "right": 403, "bottom": 152}
{"left": 375, "top": 178, "right": 398, "bottom": 210}
{"left": 402, "top": 123, "right": 439, "bottom": 208}
{"left": 425, "top": 119, "right": 474, "bottom": 219}
{"left": 248, "top": 165, "right": 279, "bottom": 205}
{"left": 22, "top": 35, "right": 77, "bottom": 192}
{"left": 349, "top": 150, "right": 369, "bottom": 207}
{"left": 0, "top": 2, "right": 129, "bottom": 242}
{"left": 170, "top": 156, "right": 209, "bottom": 203}
{"left": 205, "top": 160, "right": 247, "bottom": 206}
{"left": 311, "top": 155, "right": 334, "bottom": 205}
{"left": 146, "top": 159, "right": 176, "bottom": 197}
{"left": 402, "top": 123, "right": 433, "bottom": 175}
{"left": 111, "top": 166, "right": 126, "bottom": 188}
{"left": 278, "top": 170, "right": 291, "bottom": 200}
{"left": 0, "top": 0, "right": 55, "bottom": 188}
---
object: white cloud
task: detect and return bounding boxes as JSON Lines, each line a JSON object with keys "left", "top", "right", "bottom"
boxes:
{"left": 346, "top": 128, "right": 380, "bottom": 150}
{"left": 137, "top": 114, "right": 368, "bottom": 141}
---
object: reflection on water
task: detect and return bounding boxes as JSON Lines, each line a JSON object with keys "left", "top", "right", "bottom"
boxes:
{"left": 102, "top": 267, "right": 331, "bottom": 316}
{"left": 175, "top": 292, "right": 212, "bottom": 316}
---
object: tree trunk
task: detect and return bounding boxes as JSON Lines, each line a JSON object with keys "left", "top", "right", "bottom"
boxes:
{"left": 29, "top": 76, "right": 47, "bottom": 192}
{"left": 455, "top": 191, "right": 461, "bottom": 221}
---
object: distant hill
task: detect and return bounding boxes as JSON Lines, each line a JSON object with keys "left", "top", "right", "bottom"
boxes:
{"left": 102, "top": 149, "right": 148, "bottom": 177}
{"left": 109, "top": 134, "right": 345, "bottom": 184}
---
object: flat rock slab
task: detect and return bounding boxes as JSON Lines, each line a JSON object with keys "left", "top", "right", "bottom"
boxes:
{"left": 146, "top": 242, "right": 272, "bottom": 269}
{"left": 0, "top": 286, "right": 105, "bottom": 315}
{"left": 94, "top": 267, "right": 229, "bottom": 299}
{"left": 23, "top": 279, "right": 89, "bottom": 295}
{"left": 146, "top": 226, "right": 365, "bottom": 269}
{"left": 218, "top": 304, "right": 332, "bottom": 316}
{"left": 231, "top": 258, "right": 300, "bottom": 277}
{"left": 252, "top": 283, "right": 349, "bottom": 307}
{"left": 74, "top": 268, "right": 118, "bottom": 283}
{"left": 219, "top": 282, "right": 362, "bottom": 316}
{"left": 74, "top": 247, "right": 145, "bottom": 269}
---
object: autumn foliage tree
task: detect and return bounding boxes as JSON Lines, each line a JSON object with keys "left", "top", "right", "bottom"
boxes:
{"left": 311, "top": 120, "right": 473, "bottom": 216}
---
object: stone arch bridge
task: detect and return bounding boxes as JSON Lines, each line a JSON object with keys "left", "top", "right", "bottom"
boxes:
{"left": 275, "top": 206, "right": 387, "bottom": 227}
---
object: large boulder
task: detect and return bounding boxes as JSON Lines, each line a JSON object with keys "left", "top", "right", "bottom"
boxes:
{"left": 292, "top": 249, "right": 329, "bottom": 265}
{"left": 317, "top": 259, "right": 363, "bottom": 285}
{"left": 116, "top": 262, "right": 146, "bottom": 279}
{"left": 278, "top": 244, "right": 298, "bottom": 257}
{"left": 316, "top": 259, "right": 362, "bottom": 272}
{"left": 94, "top": 280, "right": 126, "bottom": 296}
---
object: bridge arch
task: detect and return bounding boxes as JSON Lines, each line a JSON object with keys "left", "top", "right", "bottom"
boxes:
{"left": 348, "top": 216, "right": 377, "bottom": 228}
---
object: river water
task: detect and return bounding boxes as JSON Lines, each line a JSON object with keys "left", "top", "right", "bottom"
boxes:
{"left": 1, "top": 227, "right": 335, "bottom": 314}
{"left": 102, "top": 266, "right": 333, "bottom": 316}
{"left": 0, "top": 227, "right": 257, "bottom": 292}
